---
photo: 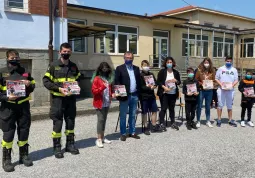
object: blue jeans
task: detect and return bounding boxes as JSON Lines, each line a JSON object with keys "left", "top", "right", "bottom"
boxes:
{"left": 119, "top": 95, "right": 138, "bottom": 135}
{"left": 196, "top": 90, "right": 213, "bottom": 122}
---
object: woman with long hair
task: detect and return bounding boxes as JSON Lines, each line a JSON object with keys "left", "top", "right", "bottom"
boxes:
{"left": 157, "top": 57, "right": 181, "bottom": 131}
{"left": 195, "top": 57, "right": 215, "bottom": 128}
{"left": 91, "top": 62, "right": 114, "bottom": 148}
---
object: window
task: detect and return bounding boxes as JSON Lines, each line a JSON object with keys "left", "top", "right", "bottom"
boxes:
{"left": 219, "top": 24, "right": 227, "bottom": 29}
{"left": 213, "top": 37, "right": 234, "bottom": 58}
{"left": 5, "top": 0, "right": 28, "bottom": 12}
{"left": 182, "top": 34, "right": 208, "bottom": 57}
{"left": 240, "top": 38, "right": 254, "bottom": 58}
{"left": 93, "top": 23, "right": 138, "bottom": 54}
{"left": 68, "top": 19, "right": 87, "bottom": 53}
{"left": 204, "top": 22, "right": 213, "bottom": 27}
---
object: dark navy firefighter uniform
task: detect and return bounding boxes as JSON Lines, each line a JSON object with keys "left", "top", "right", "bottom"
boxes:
{"left": 43, "top": 59, "right": 81, "bottom": 158}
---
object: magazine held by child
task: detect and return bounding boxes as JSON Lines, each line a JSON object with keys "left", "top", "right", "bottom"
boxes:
{"left": 6, "top": 80, "right": 26, "bottom": 97}
{"left": 114, "top": 85, "right": 127, "bottom": 97}
{"left": 203, "top": 80, "right": 214, "bottom": 90}
{"left": 144, "top": 75, "right": 155, "bottom": 86}
{"left": 244, "top": 87, "right": 255, "bottom": 97}
{"left": 186, "top": 83, "right": 197, "bottom": 95}
{"left": 165, "top": 80, "right": 176, "bottom": 89}
{"left": 63, "top": 81, "right": 80, "bottom": 95}
{"left": 222, "top": 82, "right": 233, "bottom": 90}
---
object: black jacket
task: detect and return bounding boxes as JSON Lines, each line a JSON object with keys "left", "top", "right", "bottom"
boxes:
{"left": 182, "top": 78, "right": 199, "bottom": 101}
{"left": 140, "top": 71, "right": 156, "bottom": 100}
{"left": 238, "top": 79, "right": 255, "bottom": 102}
{"left": 156, "top": 68, "right": 181, "bottom": 98}
{"left": 114, "top": 64, "right": 141, "bottom": 101}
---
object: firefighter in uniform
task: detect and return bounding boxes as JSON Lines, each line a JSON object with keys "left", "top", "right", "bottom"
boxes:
{"left": 0, "top": 49, "right": 35, "bottom": 172}
{"left": 43, "top": 43, "right": 81, "bottom": 158}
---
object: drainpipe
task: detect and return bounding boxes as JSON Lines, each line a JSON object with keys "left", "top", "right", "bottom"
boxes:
{"left": 48, "top": 0, "right": 53, "bottom": 105}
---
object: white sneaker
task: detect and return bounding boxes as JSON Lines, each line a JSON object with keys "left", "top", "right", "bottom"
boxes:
{"left": 103, "top": 138, "right": 112, "bottom": 144}
{"left": 241, "top": 121, "right": 246, "bottom": 127}
{"left": 96, "top": 139, "right": 104, "bottom": 148}
{"left": 196, "top": 122, "right": 201, "bottom": 128}
{"left": 247, "top": 121, "right": 254, "bottom": 127}
{"left": 206, "top": 121, "right": 213, "bottom": 128}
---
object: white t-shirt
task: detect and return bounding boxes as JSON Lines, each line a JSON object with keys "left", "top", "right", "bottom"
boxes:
{"left": 165, "top": 71, "right": 176, "bottom": 94}
{"left": 215, "top": 65, "right": 238, "bottom": 83}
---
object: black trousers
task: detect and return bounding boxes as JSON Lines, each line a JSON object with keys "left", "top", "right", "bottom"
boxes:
{"left": 185, "top": 100, "right": 197, "bottom": 124}
{"left": 0, "top": 101, "right": 31, "bottom": 143}
{"left": 211, "top": 89, "right": 218, "bottom": 106}
{"left": 241, "top": 101, "right": 254, "bottom": 121}
{"left": 159, "top": 94, "right": 176, "bottom": 124}
{"left": 50, "top": 96, "right": 76, "bottom": 134}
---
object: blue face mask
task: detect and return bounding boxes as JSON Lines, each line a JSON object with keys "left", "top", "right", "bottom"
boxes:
{"left": 225, "top": 62, "right": 232, "bottom": 68}
{"left": 246, "top": 75, "right": 252, "bottom": 80}
{"left": 188, "top": 73, "right": 194, "bottom": 78}
{"left": 166, "top": 64, "right": 172, "bottom": 69}
{"left": 124, "top": 58, "right": 133, "bottom": 65}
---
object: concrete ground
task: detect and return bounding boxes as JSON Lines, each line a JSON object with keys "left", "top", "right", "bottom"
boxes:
{"left": 1, "top": 88, "right": 255, "bottom": 177}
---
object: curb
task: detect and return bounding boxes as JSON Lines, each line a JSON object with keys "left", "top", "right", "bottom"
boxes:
{"left": 31, "top": 106, "right": 119, "bottom": 121}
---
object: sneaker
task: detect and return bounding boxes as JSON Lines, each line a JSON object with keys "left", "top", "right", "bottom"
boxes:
{"left": 151, "top": 124, "right": 163, "bottom": 133}
{"left": 241, "top": 121, "right": 246, "bottom": 127}
{"left": 229, "top": 120, "right": 237, "bottom": 127}
{"left": 160, "top": 124, "right": 167, "bottom": 132}
{"left": 206, "top": 121, "right": 214, "bottom": 128}
{"left": 217, "top": 120, "right": 221, "bottom": 127}
{"left": 191, "top": 122, "right": 197, "bottom": 129}
{"left": 144, "top": 129, "right": 151, "bottom": 135}
{"left": 186, "top": 123, "right": 192, "bottom": 130}
{"left": 103, "top": 138, "right": 112, "bottom": 144}
{"left": 171, "top": 123, "right": 179, "bottom": 131}
{"left": 128, "top": 134, "right": 140, "bottom": 139}
{"left": 96, "top": 139, "right": 104, "bottom": 148}
{"left": 120, "top": 135, "right": 126, "bottom": 141}
{"left": 247, "top": 121, "right": 254, "bottom": 127}
{"left": 196, "top": 122, "right": 201, "bottom": 128}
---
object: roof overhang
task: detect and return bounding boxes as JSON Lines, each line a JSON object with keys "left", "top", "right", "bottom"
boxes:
{"left": 151, "top": 15, "right": 188, "bottom": 24}
{"left": 68, "top": 22, "right": 111, "bottom": 38}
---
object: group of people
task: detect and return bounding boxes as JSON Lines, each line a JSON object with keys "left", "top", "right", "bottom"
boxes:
{"left": 0, "top": 42, "right": 254, "bottom": 173}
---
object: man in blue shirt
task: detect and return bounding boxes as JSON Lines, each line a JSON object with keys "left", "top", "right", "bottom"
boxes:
{"left": 114, "top": 51, "right": 141, "bottom": 141}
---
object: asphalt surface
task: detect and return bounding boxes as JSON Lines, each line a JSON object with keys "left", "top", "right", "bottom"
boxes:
{"left": 1, "top": 90, "right": 255, "bottom": 178}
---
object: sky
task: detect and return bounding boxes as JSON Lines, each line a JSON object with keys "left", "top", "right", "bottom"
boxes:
{"left": 67, "top": 0, "right": 255, "bottom": 18}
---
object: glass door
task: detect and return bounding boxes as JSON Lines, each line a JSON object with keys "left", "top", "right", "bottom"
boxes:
{"left": 153, "top": 37, "right": 168, "bottom": 68}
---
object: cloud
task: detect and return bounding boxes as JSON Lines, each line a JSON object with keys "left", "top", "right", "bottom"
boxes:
{"left": 67, "top": 0, "right": 85, "bottom": 5}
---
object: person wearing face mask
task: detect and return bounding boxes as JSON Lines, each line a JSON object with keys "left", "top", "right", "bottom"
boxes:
{"left": 195, "top": 57, "right": 215, "bottom": 128}
{"left": 238, "top": 70, "right": 255, "bottom": 127}
{"left": 114, "top": 51, "right": 141, "bottom": 141}
{"left": 91, "top": 62, "right": 115, "bottom": 148}
{"left": 183, "top": 67, "right": 199, "bottom": 130}
{"left": 0, "top": 49, "right": 35, "bottom": 172}
{"left": 157, "top": 57, "right": 181, "bottom": 131}
{"left": 140, "top": 60, "right": 162, "bottom": 135}
{"left": 43, "top": 43, "right": 81, "bottom": 158}
{"left": 215, "top": 56, "right": 238, "bottom": 127}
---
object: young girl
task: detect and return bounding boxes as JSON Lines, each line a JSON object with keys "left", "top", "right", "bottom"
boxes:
{"left": 91, "top": 62, "right": 114, "bottom": 148}
{"left": 238, "top": 70, "right": 255, "bottom": 127}
{"left": 140, "top": 60, "right": 162, "bottom": 135}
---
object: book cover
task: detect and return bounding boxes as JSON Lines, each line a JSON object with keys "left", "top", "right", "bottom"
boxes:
{"left": 63, "top": 81, "right": 80, "bottom": 95}
{"left": 222, "top": 82, "right": 233, "bottom": 90}
{"left": 186, "top": 83, "right": 197, "bottom": 95}
{"left": 244, "top": 87, "right": 255, "bottom": 97}
{"left": 6, "top": 80, "right": 26, "bottom": 97}
{"left": 165, "top": 81, "right": 176, "bottom": 89}
{"left": 203, "top": 80, "right": 214, "bottom": 90}
{"left": 144, "top": 75, "right": 155, "bottom": 86}
{"left": 114, "top": 85, "right": 127, "bottom": 97}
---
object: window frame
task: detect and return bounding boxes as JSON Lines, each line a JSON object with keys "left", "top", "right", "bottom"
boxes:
{"left": 68, "top": 18, "right": 88, "bottom": 54}
{"left": 182, "top": 33, "right": 209, "bottom": 57}
{"left": 240, "top": 38, "right": 255, "bottom": 58}
{"left": 93, "top": 22, "right": 139, "bottom": 55}
{"left": 213, "top": 37, "right": 234, "bottom": 58}
{"left": 4, "top": 0, "right": 29, "bottom": 13}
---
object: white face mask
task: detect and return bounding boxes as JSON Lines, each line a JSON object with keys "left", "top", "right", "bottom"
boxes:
{"left": 142, "top": 66, "right": 150, "bottom": 72}
{"left": 204, "top": 63, "right": 209, "bottom": 68}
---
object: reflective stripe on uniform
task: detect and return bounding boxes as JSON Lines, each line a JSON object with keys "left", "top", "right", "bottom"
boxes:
{"left": 52, "top": 132, "right": 62, "bottom": 138}
{"left": 50, "top": 91, "right": 65, "bottom": 97}
{"left": 18, "top": 140, "right": 28, "bottom": 147}
{"left": 7, "top": 96, "right": 31, "bottom": 104}
{"left": 30, "top": 80, "right": 36, "bottom": 85}
{"left": 65, "top": 130, "right": 74, "bottom": 136}
{"left": 1, "top": 140, "right": 13, "bottom": 149}
{"left": 75, "top": 73, "right": 81, "bottom": 80}
{"left": 1, "top": 86, "right": 6, "bottom": 91}
{"left": 44, "top": 72, "right": 54, "bottom": 81}
{"left": 54, "top": 78, "right": 76, "bottom": 83}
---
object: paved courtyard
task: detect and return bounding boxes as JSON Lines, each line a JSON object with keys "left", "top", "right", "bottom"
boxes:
{"left": 1, "top": 89, "right": 255, "bottom": 177}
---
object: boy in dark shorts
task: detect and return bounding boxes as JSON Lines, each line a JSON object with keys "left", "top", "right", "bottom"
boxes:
{"left": 140, "top": 60, "right": 162, "bottom": 135}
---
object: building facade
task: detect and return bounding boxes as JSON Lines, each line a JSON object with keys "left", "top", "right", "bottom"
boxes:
{"left": 0, "top": 0, "right": 68, "bottom": 106}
